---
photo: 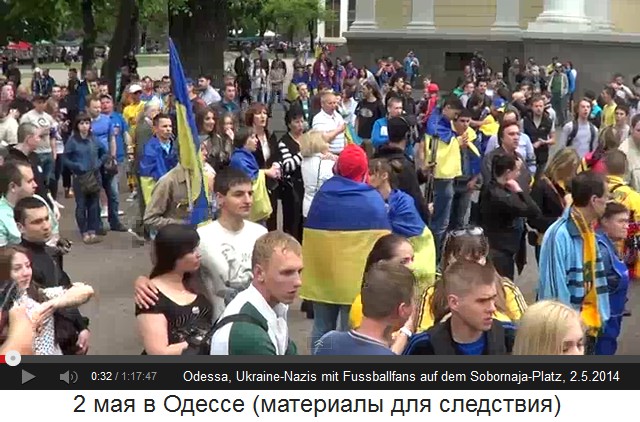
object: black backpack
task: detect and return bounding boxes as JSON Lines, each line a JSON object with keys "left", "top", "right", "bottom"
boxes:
{"left": 182, "top": 313, "right": 267, "bottom": 355}
{"left": 566, "top": 120, "right": 597, "bottom": 151}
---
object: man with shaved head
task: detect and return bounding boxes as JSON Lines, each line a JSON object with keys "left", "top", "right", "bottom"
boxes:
{"left": 403, "top": 261, "right": 516, "bottom": 355}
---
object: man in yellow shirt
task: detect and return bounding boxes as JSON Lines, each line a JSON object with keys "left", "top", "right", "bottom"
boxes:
{"left": 601, "top": 86, "right": 618, "bottom": 129}
{"left": 123, "top": 84, "right": 144, "bottom": 136}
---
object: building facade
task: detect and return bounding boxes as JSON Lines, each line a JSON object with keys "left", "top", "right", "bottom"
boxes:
{"left": 322, "top": 0, "right": 640, "bottom": 92}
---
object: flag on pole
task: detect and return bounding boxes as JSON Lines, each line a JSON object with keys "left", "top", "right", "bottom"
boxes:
{"left": 169, "top": 38, "right": 209, "bottom": 226}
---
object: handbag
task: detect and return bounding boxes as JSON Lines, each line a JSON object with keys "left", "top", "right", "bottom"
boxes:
{"left": 103, "top": 156, "right": 119, "bottom": 176}
{"left": 76, "top": 171, "right": 101, "bottom": 195}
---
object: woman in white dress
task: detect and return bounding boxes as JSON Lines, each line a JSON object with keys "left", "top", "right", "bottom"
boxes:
{"left": 1, "top": 246, "right": 94, "bottom": 355}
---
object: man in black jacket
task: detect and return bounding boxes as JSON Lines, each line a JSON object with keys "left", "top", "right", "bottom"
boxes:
{"left": 14, "top": 196, "right": 90, "bottom": 354}
{"left": 403, "top": 261, "right": 515, "bottom": 355}
{"left": 374, "top": 117, "right": 429, "bottom": 224}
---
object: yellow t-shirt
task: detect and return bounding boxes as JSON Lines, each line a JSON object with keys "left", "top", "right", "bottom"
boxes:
{"left": 602, "top": 103, "right": 617, "bottom": 128}
{"left": 123, "top": 102, "right": 145, "bottom": 135}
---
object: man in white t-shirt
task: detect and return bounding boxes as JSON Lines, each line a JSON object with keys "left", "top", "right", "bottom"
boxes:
{"left": 133, "top": 168, "right": 267, "bottom": 321}
{"left": 19, "top": 95, "right": 56, "bottom": 186}
{"left": 197, "top": 168, "right": 267, "bottom": 321}
{"left": 312, "top": 91, "right": 346, "bottom": 155}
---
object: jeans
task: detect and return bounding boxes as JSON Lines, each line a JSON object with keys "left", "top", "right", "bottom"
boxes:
{"left": 101, "top": 167, "right": 123, "bottom": 229}
{"left": 430, "top": 179, "right": 454, "bottom": 261}
{"left": 251, "top": 88, "right": 267, "bottom": 103}
{"left": 73, "top": 177, "right": 101, "bottom": 235}
{"left": 37, "top": 152, "right": 55, "bottom": 185}
{"left": 448, "top": 179, "right": 472, "bottom": 231}
{"left": 50, "top": 153, "right": 72, "bottom": 199}
{"left": 310, "top": 302, "right": 350, "bottom": 350}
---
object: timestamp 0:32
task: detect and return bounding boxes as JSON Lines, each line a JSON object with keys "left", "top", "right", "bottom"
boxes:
{"left": 91, "top": 371, "right": 158, "bottom": 381}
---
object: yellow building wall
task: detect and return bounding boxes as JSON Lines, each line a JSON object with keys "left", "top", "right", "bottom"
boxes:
{"left": 612, "top": 0, "right": 640, "bottom": 33}
{"left": 375, "top": 0, "right": 411, "bottom": 30}
{"left": 520, "top": 0, "right": 543, "bottom": 29}
{"left": 434, "top": 0, "right": 496, "bottom": 31}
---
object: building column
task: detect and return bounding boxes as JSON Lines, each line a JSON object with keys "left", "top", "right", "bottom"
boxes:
{"left": 350, "top": 0, "right": 377, "bottom": 31}
{"left": 491, "top": 0, "right": 521, "bottom": 32}
{"left": 339, "top": 0, "right": 349, "bottom": 36}
{"left": 317, "top": 0, "right": 326, "bottom": 40}
{"left": 406, "top": 0, "right": 435, "bottom": 31}
{"left": 527, "top": 0, "right": 591, "bottom": 32}
{"left": 585, "top": 0, "right": 614, "bottom": 32}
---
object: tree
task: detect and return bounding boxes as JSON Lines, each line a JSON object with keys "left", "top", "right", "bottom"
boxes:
{"left": 169, "top": 0, "right": 228, "bottom": 84}
{"left": 264, "top": 0, "right": 333, "bottom": 50}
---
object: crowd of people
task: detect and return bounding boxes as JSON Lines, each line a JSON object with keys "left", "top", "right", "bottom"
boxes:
{"left": 1, "top": 45, "right": 639, "bottom": 357}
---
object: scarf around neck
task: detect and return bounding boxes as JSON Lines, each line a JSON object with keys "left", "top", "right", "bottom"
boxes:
{"left": 570, "top": 207, "right": 602, "bottom": 335}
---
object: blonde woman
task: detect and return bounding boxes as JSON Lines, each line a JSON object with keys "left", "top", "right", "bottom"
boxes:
{"left": 529, "top": 147, "right": 580, "bottom": 262}
{"left": 300, "top": 131, "right": 337, "bottom": 219}
{"left": 513, "top": 300, "right": 585, "bottom": 355}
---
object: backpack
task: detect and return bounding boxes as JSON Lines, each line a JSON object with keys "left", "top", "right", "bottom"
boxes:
{"left": 566, "top": 120, "right": 597, "bottom": 151}
{"left": 182, "top": 313, "right": 267, "bottom": 355}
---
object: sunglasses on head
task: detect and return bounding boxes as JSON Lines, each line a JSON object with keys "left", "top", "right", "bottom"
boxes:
{"left": 449, "top": 226, "right": 484, "bottom": 238}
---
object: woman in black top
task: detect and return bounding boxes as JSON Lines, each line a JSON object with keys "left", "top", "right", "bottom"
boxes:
{"left": 529, "top": 147, "right": 580, "bottom": 262}
{"left": 135, "top": 224, "right": 212, "bottom": 355}
{"left": 276, "top": 108, "right": 305, "bottom": 242}
{"left": 480, "top": 154, "right": 541, "bottom": 280}
{"left": 355, "top": 80, "right": 385, "bottom": 157}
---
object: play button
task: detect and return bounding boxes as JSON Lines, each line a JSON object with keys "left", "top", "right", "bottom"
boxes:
{"left": 22, "top": 370, "right": 35, "bottom": 385}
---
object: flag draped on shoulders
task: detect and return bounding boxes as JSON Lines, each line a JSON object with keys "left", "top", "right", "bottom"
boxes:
{"left": 388, "top": 189, "right": 436, "bottom": 289}
{"left": 169, "top": 38, "right": 209, "bottom": 226}
{"left": 301, "top": 176, "right": 391, "bottom": 305}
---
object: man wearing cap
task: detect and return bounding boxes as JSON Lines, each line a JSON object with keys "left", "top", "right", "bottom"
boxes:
{"left": 123, "top": 84, "right": 144, "bottom": 136}
{"left": 19, "top": 95, "right": 57, "bottom": 189}
{"left": 548, "top": 63, "right": 569, "bottom": 127}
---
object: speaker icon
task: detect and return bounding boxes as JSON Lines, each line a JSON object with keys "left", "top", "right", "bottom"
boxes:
{"left": 60, "top": 370, "right": 78, "bottom": 384}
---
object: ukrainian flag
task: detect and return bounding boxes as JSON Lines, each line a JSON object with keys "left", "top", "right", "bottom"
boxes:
{"left": 349, "top": 189, "right": 436, "bottom": 329}
{"left": 300, "top": 176, "right": 391, "bottom": 305}
{"left": 169, "top": 38, "right": 209, "bottom": 225}
{"left": 344, "top": 122, "right": 362, "bottom": 146}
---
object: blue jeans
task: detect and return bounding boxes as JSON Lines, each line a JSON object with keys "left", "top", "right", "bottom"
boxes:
{"left": 448, "top": 179, "right": 472, "bottom": 231}
{"left": 37, "top": 152, "right": 55, "bottom": 185}
{"left": 310, "top": 302, "right": 350, "bottom": 350}
{"left": 73, "top": 177, "right": 101, "bottom": 235}
{"left": 101, "top": 168, "right": 122, "bottom": 229}
{"left": 430, "top": 179, "right": 454, "bottom": 261}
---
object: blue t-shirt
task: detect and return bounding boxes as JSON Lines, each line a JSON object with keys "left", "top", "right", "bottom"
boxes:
{"left": 105, "top": 112, "right": 129, "bottom": 163}
{"left": 455, "top": 333, "right": 486, "bottom": 355}
{"left": 313, "top": 330, "right": 395, "bottom": 355}
{"left": 91, "top": 114, "right": 112, "bottom": 152}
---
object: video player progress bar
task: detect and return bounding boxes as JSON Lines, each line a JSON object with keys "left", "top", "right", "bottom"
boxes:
{"left": 0, "top": 351, "right": 21, "bottom": 366}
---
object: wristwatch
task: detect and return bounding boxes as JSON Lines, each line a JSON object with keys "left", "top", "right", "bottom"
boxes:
{"left": 399, "top": 327, "right": 413, "bottom": 338}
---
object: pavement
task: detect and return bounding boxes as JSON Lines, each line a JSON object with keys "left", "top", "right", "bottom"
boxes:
{"left": 38, "top": 59, "right": 640, "bottom": 355}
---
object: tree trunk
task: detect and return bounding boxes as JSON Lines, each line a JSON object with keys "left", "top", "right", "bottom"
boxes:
{"left": 103, "top": 0, "right": 135, "bottom": 96}
{"left": 81, "top": 0, "right": 97, "bottom": 74}
{"left": 308, "top": 20, "right": 315, "bottom": 52}
{"left": 170, "top": 0, "right": 227, "bottom": 86}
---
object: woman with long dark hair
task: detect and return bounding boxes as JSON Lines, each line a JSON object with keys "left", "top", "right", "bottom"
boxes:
{"left": 62, "top": 112, "right": 108, "bottom": 244}
{"left": 245, "top": 103, "right": 280, "bottom": 230}
{"left": 196, "top": 107, "right": 233, "bottom": 172}
{"left": 135, "top": 224, "right": 212, "bottom": 355}
{"left": 0, "top": 245, "right": 94, "bottom": 355}
{"left": 277, "top": 108, "right": 305, "bottom": 241}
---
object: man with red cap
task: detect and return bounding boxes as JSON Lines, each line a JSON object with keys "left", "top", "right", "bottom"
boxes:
{"left": 300, "top": 144, "right": 391, "bottom": 349}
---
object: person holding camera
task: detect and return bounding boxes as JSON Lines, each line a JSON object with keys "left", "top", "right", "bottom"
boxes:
{"left": 135, "top": 224, "right": 212, "bottom": 355}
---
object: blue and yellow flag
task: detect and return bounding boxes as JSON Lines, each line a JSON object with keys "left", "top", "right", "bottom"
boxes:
{"left": 344, "top": 122, "right": 362, "bottom": 146}
{"left": 169, "top": 38, "right": 209, "bottom": 225}
{"left": 300, "top": 176, "right": 391, "bottom": 305}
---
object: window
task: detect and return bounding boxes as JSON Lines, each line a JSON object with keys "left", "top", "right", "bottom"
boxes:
{"left": 324, "top": 0, "right": 341, "bottom": 38}
{"left": 445, "top": 52, "right": 474, "bottom": 72}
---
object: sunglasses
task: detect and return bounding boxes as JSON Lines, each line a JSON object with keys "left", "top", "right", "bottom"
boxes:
{"left": 449, "top": 226, "right": 484, "bottom": 237}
